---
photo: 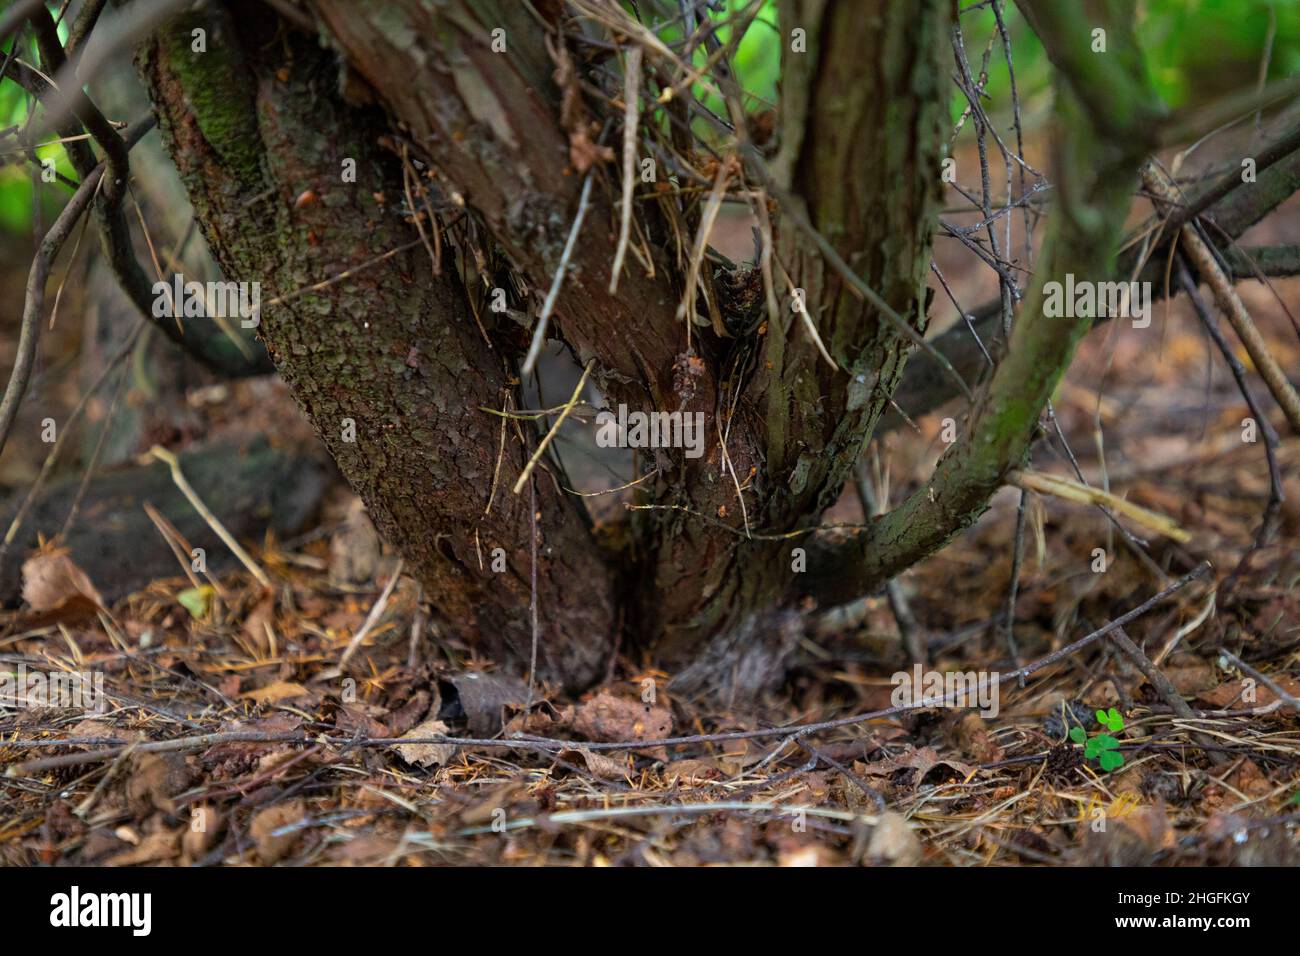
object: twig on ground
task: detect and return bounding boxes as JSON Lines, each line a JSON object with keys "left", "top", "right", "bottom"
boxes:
{"left": 338, "top": 559, "right": 405, "bottom": 669}
{"left": 147, "top": 445, "right": 272, "bottom": 589}
{"left": 5, "top": 563, "right": 1211, "bottom": 776}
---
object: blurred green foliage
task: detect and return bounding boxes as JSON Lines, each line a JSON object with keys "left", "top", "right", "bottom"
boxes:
{"left": 1, "top": 0, "right": 1298, "bottom": 239}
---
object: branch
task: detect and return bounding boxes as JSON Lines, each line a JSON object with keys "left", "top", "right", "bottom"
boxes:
{"left": 0, "top": 116, "right": 155, "bottom": 460}
{"left": 1145, "top": 164, "right": 1300, "bottom": 433}
{"left": 307, "top": 0, "right": 692, "bottom": 411}
{"left": 1221, "top": 243, "right": 1300, "bottom": 278}
{"left": 14, "top": 12, "right": 271, "bottom": 378}
{"left": 806, "top": 0, "right": 1164, "bottom": 606}
{"left": 888, "top": 117, "right": 1300, "bottom": 427}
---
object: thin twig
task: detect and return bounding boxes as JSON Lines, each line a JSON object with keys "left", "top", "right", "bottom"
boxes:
{"left": 148, "top": 445, "right": 272, "bottom": 589}
{"left": 512, "top": 359, "right": 595, "bottom": 495}
{"left": 521, "top": 169, "right": 595, "bottom": 377}
{"left": 608, "top": 44, "right": 641, "bottom": 294}
{"left": 1144, "top": 164, "right": 1300, "bottom": 433}
{"left": 338, "top": 559, "right": 405, "bottom": 669}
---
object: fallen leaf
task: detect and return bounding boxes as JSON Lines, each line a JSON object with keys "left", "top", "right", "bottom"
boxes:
{"left": 250, "top": 799, "right": 306, "bottom": 864}
{"left": 559, "top": 747, "right": 627, "bottom": 781}
{"left": 444, "top": 672, "right": 528, "bottom": 737}
{"left": 240, "top": 681, "right": 310, "bottom": 705}
{"left": 864, "top": 812, "right": 922, "bottom": 866}
{"left": 385, "top": 689, "right": 433, "bottom": 736}
{"left": 574, "top": 690, "right": 672, "bottom": 759}
{"left": 69, "top": 717, "right": 143, "bottom": 749}
{"left": 663, "top": 758, "right": 722, "bottom": 786}
{"left": 241, "top": 593, "right": 275, "bottom": 651}
{"left": 1198, "top": 676, "right": 1300, "bottom": 711}
{"left": 856, "top": 746, "right": 974, "bottom": 790}
{"left": 20, "top": 548, "right": 103, "bottom": 622}
{"left": 177, "top": 585, "right": 214, "bottom": 619}
{"left": 392, "top": 718, "right": 456, "bottom": 768}
{"left": 1162, "top": 655, "right": 1216, "bottom": 694}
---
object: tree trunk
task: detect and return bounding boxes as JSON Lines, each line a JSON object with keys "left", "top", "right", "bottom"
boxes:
{"left": 138, "top": 4, "right": 614, "bottom": 691}
{"left": 129, "top": 0, "right": 1167, "bottom": 700}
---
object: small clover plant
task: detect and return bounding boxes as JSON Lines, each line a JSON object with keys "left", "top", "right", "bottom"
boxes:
{"left": 1069, "top": 707, "right": 1126, "bottom": 772}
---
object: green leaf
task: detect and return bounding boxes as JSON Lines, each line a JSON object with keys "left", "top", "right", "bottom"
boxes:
{"left": 1094, "top": 734, "right": 1120, "bottom": 751}
{"left": 1070, "top": 726, "right": 1087, "bottom": 743}
{"left": 1098, "top": 750, "right": 1125, "bottom": 772}
{"left": 1096, "top": 707, "right": 1123, "bottom": 731}
{"left": 177, "top": 585, "right": 213, "bottom": 619}
{"left": 1084, "top": 738, "right": 1103, "bottom": 758}
{"left": 1289, "top": 791, "right": 1300, "bottom": 806}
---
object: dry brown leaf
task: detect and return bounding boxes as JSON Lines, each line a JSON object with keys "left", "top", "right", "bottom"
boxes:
{"left": 560, "top": 746, "right": 627, "bottom": 781}
{"left": 241, "top": 594, "right": 276, "bottom": 653}
{"left": 250, "top": 799, "right": 306, "bottom": 864}
{"left": 1162, "top": 655, "right": 1216, "bottom": 695}
{"left": 864, "top": 812, "right": 922, "bottom": 866}
{"left": 240, "top": 681, "right": 310, "bottom": 705}
{"left": 857, "top": 746, "right": 974, "bottom": 789}
{"left": 1198, "top": 676, "right": 1300, "bottom": 711}
{"left": 663, "top": 758, "right": 722, "bottom": 786}
{"left": 68, "top": 719, "right": 143, "bottom": 746}
{"left": 20, "top": 548, "right": 103, "bottom": 621}
{"left": 445, "top": 671, "right": 528, "bottom": 737}
{"left": 574, "top": 690, "right": 672, "bottom": 759}
{"left": 392, "top": 718, "right": 456, "bottom": 768}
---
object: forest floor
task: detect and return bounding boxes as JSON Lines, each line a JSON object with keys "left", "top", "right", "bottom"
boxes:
{"left": 2, "top": 277, "right": 1297, "bottom": 867}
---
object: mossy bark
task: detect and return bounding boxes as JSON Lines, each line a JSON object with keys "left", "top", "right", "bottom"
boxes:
{"left": 138, "top": 3, "right": 614, "bottom": 691}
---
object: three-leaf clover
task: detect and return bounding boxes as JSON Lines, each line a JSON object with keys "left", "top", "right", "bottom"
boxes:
{"left": 1069, "top": 708, "right": 1126, "bottom": 772}
{"left": 1097, "top": 707, "right": 1124, "bottom": 732}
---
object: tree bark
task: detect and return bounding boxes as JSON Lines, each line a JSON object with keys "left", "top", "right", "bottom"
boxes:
{"left": 124, "top": 0, "right": 1202, "bottom": 701}
{"left": 137, "top": 3, "right": 614, "bottom": 691}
